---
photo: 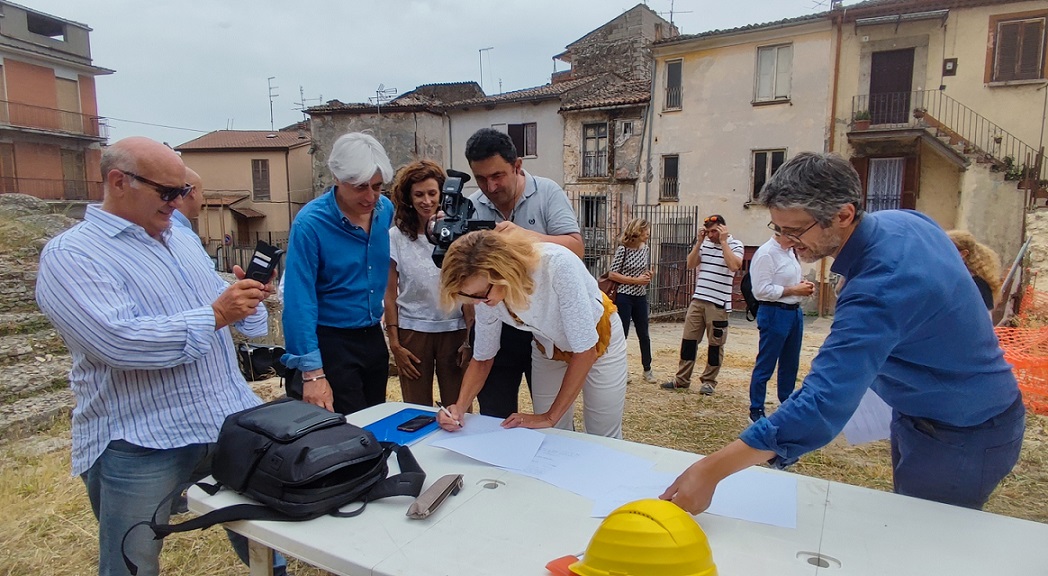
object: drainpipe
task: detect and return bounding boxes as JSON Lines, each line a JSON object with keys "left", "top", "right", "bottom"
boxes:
{"left": 820, "top": 8, "right": 846, "bottom": 317}
{"left": 285, "top": 148, "right": 292, "bottom": 232}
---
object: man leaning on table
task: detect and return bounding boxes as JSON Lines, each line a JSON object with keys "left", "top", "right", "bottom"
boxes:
{"left": 662, "top": 152, "right": 1024, "bottom": 512}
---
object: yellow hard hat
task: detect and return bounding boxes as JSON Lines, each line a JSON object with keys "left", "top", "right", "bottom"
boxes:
{"left": 569, "top": 499, "right": 717, "bottom": 576}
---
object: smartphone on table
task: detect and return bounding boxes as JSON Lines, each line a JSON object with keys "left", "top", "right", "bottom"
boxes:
{"left": 396, "top": 414, "right": 437, "bottom": 433}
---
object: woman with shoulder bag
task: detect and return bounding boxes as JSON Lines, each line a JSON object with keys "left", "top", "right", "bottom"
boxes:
{"left": 608, "top": 218, "right": 656, "bottom": 383}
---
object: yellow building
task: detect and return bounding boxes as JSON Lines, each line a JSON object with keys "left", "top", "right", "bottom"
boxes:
{"left": 833, "top": 0, "right": 1047, "bottom": 266}
{"left": 175, "top": 128, "right": 312, "bottom": 255}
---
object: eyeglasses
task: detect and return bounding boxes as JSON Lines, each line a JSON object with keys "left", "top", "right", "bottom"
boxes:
{"left": 122, "top": 171, "right": 193, "bottom": 202}
{"left": 703, "top": 216, "right": 721, "bottom": 225}
{"left": 457, "top": 283, "right": 493, "bottom": 301}
{"left": 767, "top": 220, "right": 820, "bottom": 243}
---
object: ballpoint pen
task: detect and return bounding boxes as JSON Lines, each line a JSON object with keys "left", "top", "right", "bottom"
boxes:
{"left": 435, "top": 402, "right": 462, "bottom": 427}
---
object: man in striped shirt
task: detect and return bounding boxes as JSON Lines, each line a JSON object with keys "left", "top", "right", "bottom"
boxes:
{"left": 36, "top": 137, "right": 285, "bottom": 576}
{"left": 662, "top": 214, "right": 744, "bottom": 394}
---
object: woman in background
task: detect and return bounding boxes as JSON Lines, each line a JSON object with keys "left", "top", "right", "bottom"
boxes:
{"left": 947, "top": 230, "right": 1002, "bottom": 312}
{"left": 607, "top": 218, "right": 656, "bottom": 383}
{"left": 384, "top": 160, "right": 472, "bottom": 407}
{"left": 436, "top": 230, "right": 627, "bottom": 438}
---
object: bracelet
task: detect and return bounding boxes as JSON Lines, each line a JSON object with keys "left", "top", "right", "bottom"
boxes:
{"left": 461, "top": 342, "right": 472, "bottom": 349}
{"left": 386, "top": 324, "right": 398, "bottom": 330}
{"left": 302, "top": 374, "right": 327, "bottom": 383}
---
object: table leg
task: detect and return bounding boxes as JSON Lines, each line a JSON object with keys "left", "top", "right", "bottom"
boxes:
{"left": 248, "top": 538, "right": 274, "bottom": 576}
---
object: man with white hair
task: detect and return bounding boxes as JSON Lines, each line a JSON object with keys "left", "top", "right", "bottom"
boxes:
{"left": 282, "top": 132, "right": 395, "bottom": 415}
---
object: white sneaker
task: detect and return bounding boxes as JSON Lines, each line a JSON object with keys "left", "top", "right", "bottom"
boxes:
{"left": 643, "top": 369, "right": 657, "bottom": 383}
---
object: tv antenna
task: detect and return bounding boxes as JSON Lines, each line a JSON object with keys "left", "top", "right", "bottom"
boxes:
{"left": 659, "top": 0, "right": 692, "bottom": 27}
{"left": 479, "top": 46, "right": 494, "bottom": 93}
{"left": 293, "top": 85, "right": 323, "bottom": 120}
{"left": 369, "top": 83, "right": 398, "bottom": 115}
{"left": 267, "top": 76, "right": 279, "bottom": 130}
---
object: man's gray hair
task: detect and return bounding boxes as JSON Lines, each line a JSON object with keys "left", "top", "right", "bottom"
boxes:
{"left": 99, "top": 145, "right": 137, "bottom": 181}
{"left": 327, "top": 132, "right": 394, "bottom": 185}
{"left": 759, "top": 152, "right": 864, "bottom": 225}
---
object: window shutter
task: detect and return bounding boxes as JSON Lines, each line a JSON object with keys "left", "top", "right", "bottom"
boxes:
{"left": 508, "top": 124, "right": 525, "bottom": 156}
{"left": 850, "top": 156, "right": 869, "bottom": 206}
{"left": 1018, "top": 19, "right": 1046, "bottom": 80}
{"left": 901, "top": 155, "right": 919, "bottom": 210}
{"left": 775, "top": 45, "right": 792, "bottom": 99}
{"left": 757, "top": 48, "right": 774, "bottom": 99}
{"left": 994, "top": 21, "right": 1022, "bottom": 82}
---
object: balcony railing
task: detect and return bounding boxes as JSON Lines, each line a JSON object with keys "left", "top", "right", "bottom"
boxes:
{"left": 665, "top": 85, "right": 682, "bottom": 110}
{"left": 851, "top": 90, "right": 1046, "bottom": 187}
{"left": 0, "top": 100, "right": 108, "bottom": 139}
{"left": 0, "top": 177, "right": 102, "bottom": 200}
{"left": 660, "top": 177, "right": 679, "bottom": 201}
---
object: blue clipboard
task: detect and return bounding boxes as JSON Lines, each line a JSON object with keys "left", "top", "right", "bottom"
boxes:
{"left": 364, "top": 407, "right": 441, "bottom": 445}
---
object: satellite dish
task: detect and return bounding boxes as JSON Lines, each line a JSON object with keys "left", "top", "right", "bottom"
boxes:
{"left": 378, "top": 83, "right": 385, "bottom": 92}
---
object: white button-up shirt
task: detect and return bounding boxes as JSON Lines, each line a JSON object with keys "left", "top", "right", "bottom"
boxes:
{"left": 749, "top": 236, "right": 804, "bottom": 305}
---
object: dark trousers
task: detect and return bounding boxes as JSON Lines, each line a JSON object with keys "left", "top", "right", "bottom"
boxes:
{"left": 748, "top": 305, "right": 804, "bottom": 411}
{"left": 890, "top": 395, "right": 1025, "bottom": 509}
{"left": 477, "top": 324, "right": 533, "bottom": 418}
{"left": 615, "top": 292, "right": 652, "bottom": 371}
{"left": 286, "top": 324, "right": 388, "bottom": 415}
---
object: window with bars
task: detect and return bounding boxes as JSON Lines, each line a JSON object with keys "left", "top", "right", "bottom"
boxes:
{"left": 508, "top": 123, "right": 537, "bottom": 157}
{"left": 865, "top": 157, "right": 905, "bottom": 212}
{"left": 752, "top": 149, "right": 786, "bottom": 200}
{"left": 252, "top": 159, "right": 270, "bottom": 201}
{"left": 754, "top": 44, "right": 792, "bottom": 102}
{"left": 660, "top": 155, "right": 679, "bottom": 201}
{"left": 582, "top": 123, "right": 608, "bottom": 178}
{"left": 990, "top": 15, "right": 1046, "bottom": 82}
{"left": 665, "top": 59, "right": 682, "bottom": 110}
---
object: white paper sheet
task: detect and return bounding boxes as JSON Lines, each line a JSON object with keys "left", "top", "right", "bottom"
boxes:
{"left": 505, "top": 434, "right": 657, "bottom": 500}
{"left": 430, "top": 427, "right": 545, "bottom": 470}
{"left": 842, "top": 388, "right": 892, "bottom": 445}
{"left": 705, "top": 467, "right": 798, "bottom": 528}
{"left": 590, "top": 469, "right": 679, "bottom": 517}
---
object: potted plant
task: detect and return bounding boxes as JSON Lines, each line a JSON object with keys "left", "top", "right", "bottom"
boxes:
{"left": 853, "top": 110, "right": 871, "bottom": 130}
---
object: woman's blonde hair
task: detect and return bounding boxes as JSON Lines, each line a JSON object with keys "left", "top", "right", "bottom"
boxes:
{"left": 620, "top": 218, "right": 650, "bottom": 248}
{"left": 439, "top": 229, "right": 540, "bottom": 312}
{"left": 947, "top": 229, "right": 1002, "bottom": 304}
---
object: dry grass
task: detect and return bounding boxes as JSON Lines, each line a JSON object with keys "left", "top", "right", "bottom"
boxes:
{"left": 3, "top": 321, "right": 1048, "bottom": 574}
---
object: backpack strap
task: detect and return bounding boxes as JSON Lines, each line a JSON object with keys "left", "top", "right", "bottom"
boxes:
{"left": 331, "top": 442, "right": 426, "bottom": 518}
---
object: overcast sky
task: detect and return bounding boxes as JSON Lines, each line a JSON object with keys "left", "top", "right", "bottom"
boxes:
{"left": 27, "top": 0, "right": 832, "bottom": 147}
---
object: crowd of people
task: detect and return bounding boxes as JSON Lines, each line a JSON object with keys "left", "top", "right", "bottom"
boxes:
{"left": 35, "top": 129, "right": 1024, "bottom": 575}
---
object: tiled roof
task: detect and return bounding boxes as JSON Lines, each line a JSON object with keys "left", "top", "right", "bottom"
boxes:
{"left": 202, "top": 194, "right": 249, "bottom": 207}
{"left": 655, "top": 12, "right": 827, "bottom": 45}
{"left": 175, "top": 130, "right": 310, "bottom": 151}
{"left": 560, "top": 79, "right": 651, "bottom": 112}
{"left": 447, "top": 76, "right": 599, "bottom": 108}
{"left": 394, "top": 82, "right": 485, "bottom": 105}
{"left": 840, "top": 0, "right": 1019, "bottom": 20}
{"left": 306, "top": 99, "right": 443, "bottom": 115}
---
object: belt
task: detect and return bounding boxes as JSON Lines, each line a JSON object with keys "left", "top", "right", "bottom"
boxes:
{"left": 760, "top": 301, "right": 800, "bottom": 310}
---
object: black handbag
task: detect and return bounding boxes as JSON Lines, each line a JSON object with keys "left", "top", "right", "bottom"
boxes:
{"left": 124, "top": 399, "right": 425, "bottom": 573}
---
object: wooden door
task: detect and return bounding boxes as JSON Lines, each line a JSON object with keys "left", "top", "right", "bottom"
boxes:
{"left": 870, "top": 49, "right": 914, "bottom": 125}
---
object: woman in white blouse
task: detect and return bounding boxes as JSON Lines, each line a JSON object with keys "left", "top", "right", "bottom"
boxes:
{"left": 384, "top": 160, "right": 472, "bottom": 407}
{"left": 435, "top": 230, "right": 627, "bottom": 438}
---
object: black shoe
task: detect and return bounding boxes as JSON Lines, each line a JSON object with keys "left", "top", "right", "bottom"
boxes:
{"left": 749, "top": 408, "right": 765, "bottom": 423}
{"left": 660, "top": 381, "right": 689, "bottom": 390}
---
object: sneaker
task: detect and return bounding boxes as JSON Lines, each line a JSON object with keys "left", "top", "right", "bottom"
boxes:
{"left": 698, "top": 383, "right": 715, "bottom": 396}
{"left": 643, "top": 369, "right": 657, "bottom": 383}
{"left": 660, "top": 381, "right": 689, "bottom": 390}
{"left": 749, "top": 408, "right": 765, "bottom": 423}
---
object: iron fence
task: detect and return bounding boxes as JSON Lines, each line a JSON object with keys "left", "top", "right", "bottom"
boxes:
{"left": 207, "top": 231, "right": 290, "bottom": 274}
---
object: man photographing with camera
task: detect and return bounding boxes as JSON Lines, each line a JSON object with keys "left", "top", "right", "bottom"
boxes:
{"left": 464, "top": 128, "right": 583, "bottom": 418}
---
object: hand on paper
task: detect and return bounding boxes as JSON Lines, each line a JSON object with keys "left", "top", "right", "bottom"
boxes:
{"left": 660, "top": 459, "right": 717, "bottom": 515}
{"left": 502, "top": 412, "right": 554, "bottom": 430}
{"left": 437, "top": 403, "right": 465, "bottom": 431}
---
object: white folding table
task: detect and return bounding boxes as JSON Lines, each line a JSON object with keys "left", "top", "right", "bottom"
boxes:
{"left": 189, "top": 402, "right": 1048, "bottom": 575}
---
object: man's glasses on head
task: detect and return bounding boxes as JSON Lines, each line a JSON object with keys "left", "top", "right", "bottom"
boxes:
{"left": 122, "top": 171, "right": 192, "bottom": 202}
{"left": 767, "top": 220, "right": 819, "bottom": 243}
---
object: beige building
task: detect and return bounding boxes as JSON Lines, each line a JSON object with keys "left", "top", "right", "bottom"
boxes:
{"left": 175, "top": 128, "right": 312, "bottom": 253}
{"left": 646, "top": 16, "right": 835, "bottom": 248}
{"left": 834, "top": 0, "right": 1048, "bottom": 268}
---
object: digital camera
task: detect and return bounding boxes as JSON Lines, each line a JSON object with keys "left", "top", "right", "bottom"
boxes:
{"left": 426, "top": 169, "right": 495, "bottom": 267}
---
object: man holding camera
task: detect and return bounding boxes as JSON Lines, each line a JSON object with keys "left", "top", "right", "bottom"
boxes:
{"left": 464, "top": 128, "right": 583, "bottom": 417}
{"left": 662, "top": 214, "right": 744, "bottom": 395}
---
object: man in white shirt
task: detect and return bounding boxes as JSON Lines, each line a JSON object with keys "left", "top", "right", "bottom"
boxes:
{"left": 746, "top": 231, "right": 815, "bottom": 422}
{"left": 662, "top": 214, "right": 744, "bottom": 395}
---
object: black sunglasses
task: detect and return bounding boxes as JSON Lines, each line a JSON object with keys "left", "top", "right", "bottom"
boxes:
{"left": 457, "top": 283, "right": 493, "bottom": 301}
{"left": 122, "top": 171, "right": 192, "bottom": 202}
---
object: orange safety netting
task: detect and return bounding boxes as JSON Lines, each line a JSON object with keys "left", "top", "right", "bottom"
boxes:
{"left": 995, "top": 286, "right": 1048, "bottom": 415}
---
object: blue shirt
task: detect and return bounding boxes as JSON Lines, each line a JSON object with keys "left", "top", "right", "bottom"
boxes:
{"left": 36, "top": 205, "right": 266, "bottom": 475}
{"left": 741, "top": 210, "right": 1019, "bottom": 462}
{"left": 282, "top": 187, "right": 393, "bottom": 371}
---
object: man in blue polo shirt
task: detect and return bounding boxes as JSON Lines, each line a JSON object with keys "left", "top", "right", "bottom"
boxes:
{"left": 663, "top": 152, "right": 1024, "bottom": 512}
{"left": 282, "top": 132, "right": 395, "bottom": 415}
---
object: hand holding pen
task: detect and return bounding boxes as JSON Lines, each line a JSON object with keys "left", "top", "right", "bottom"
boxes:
{"left": 436, "top": 402, "right": 463, "bottom": 430}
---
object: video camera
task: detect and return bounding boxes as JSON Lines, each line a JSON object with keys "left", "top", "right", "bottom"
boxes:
{"left": 426, "top": 169, "right": 495, "bottom": 267}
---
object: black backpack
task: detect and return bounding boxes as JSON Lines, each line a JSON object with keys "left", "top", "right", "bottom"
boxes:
{"left": 740, "top": 271, "right": 760, "bottom": 321}
{"left": 125, "top": 398, "right": 425, "bottom": 572}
